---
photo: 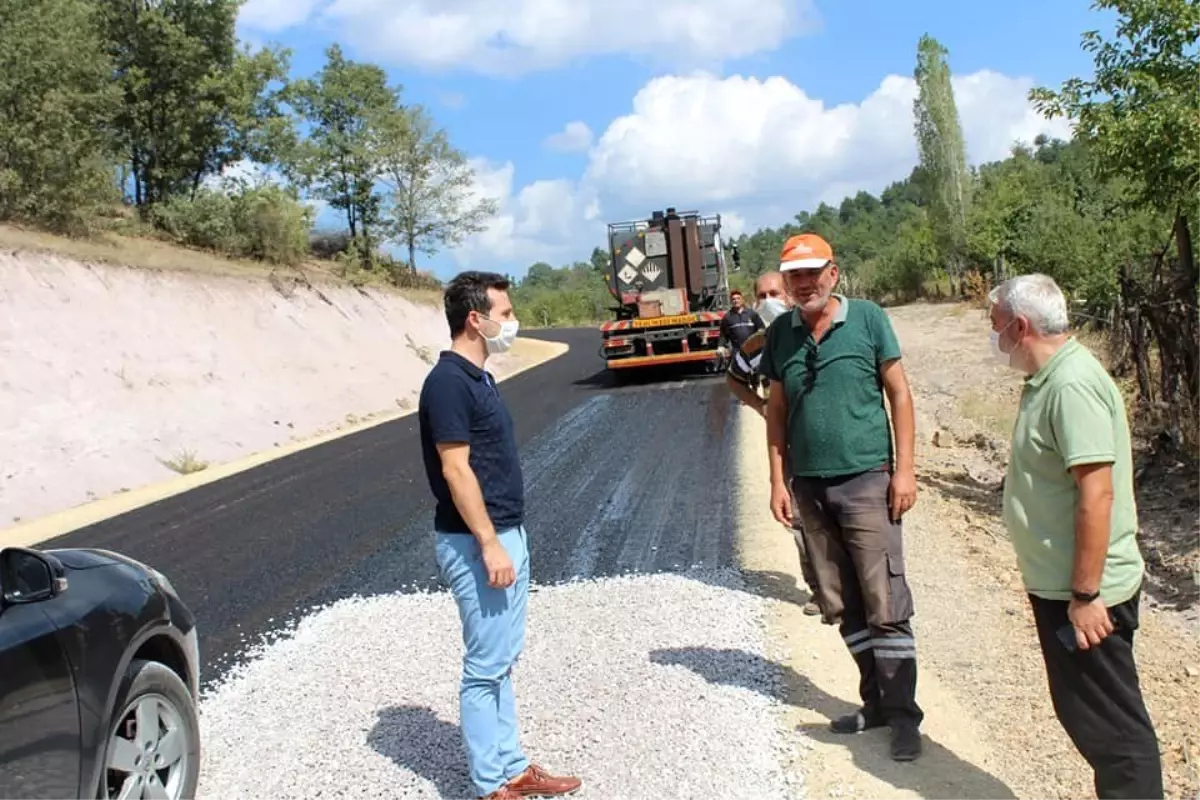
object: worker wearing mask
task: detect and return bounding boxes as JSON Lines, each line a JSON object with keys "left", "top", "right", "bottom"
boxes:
{"left": 725, "top": 270, "right": 821, "bottom": 616}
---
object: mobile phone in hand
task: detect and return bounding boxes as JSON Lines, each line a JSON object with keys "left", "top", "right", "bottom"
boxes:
{"left": 1056, "top": 607, "right": 1119, "bottom": 653}
{"left": 1056, "top": 623, "right": 1079, "bottom": 652}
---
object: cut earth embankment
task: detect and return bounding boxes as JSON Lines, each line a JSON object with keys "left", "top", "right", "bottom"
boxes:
{"left": 0, "top": 250, "right": 565, "bottom": 541}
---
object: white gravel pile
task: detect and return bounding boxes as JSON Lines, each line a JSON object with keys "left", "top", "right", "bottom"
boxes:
{"left": 196, "top": 568, "right": 801, "bottom": 799}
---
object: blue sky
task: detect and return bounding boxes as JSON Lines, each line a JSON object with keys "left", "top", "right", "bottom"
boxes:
{"left": 236, "top": 0, "right": 1114, "bottom": 280}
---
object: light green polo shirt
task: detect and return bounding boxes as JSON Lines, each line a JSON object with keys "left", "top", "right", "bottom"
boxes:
{"left": 760, "top": 294, "right": 901, "bottom": 478}
{"left": 1002, "top": 337, "right": 1145, "bottom": 605}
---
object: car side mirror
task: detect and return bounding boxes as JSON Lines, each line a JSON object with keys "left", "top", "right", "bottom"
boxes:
{"left": 729, "top": 244, "right": 742, "bottom": 272}
{"left": 0, "top": 548, "right": 67, "bottom": 605}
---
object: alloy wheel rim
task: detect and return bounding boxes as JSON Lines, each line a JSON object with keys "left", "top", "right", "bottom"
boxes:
{"left": 105, "top": 692, "right": 190, "bottom": 800}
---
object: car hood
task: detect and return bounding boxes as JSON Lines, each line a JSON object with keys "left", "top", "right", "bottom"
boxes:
{"left": 47, "top": 547, "right": 131, "bottom": 571}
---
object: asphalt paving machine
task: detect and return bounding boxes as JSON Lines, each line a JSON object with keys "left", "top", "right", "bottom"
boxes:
{"left": 599, "top": 207, "right": 740, "bottom": 371}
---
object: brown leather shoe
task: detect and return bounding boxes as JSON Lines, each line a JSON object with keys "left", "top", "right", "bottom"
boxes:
{"left": 479, "top": 788, "right": 522, "bottom": 800}
{"left": 505, "top": 764, "right": 582, "bottom": 796}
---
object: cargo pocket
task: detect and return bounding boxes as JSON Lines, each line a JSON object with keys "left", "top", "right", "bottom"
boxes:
{"left": 885, "top": 548, "right": 914, "bottom": 622}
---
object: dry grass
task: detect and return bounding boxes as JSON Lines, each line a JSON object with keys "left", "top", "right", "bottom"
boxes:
{"left": 0, "top": 223, "right": 441, "bottom": 307}
{"left": 159, "top": 448, "right": 209, "bottom": 475}
{"left": 402, "top": 288, "right": 443, "bottom": 307}
{"left": 404, "top": 332, "right": 436, "bottom": 365}
{"left": 0, "top": 223, "right": 300, "bottom": 280}
{"left": 957, "top": 387, "right": 1017, "bottom": 439}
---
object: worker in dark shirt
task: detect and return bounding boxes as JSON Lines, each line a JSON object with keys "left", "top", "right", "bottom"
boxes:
{"left": 725, "top": 271, "right": 820, "bottom": 616}
{"left": 720, "top": 289, "right": 764, "bottom": 352}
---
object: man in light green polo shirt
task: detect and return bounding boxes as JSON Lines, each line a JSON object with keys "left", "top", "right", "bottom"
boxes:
{"left": 989, "top": 273, "right": 1162, "bottom": 799}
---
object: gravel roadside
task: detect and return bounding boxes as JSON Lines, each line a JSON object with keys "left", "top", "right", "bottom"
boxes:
{"left": 196, "top": 570, "right": 798, "bottom": 799}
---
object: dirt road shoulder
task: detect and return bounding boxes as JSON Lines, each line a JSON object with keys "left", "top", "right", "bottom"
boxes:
{"left": 733, "top": 301, "right": 1199, "bottom": 799}
{"left": 734, "top": 402, "right": 1018, "bottom": 800}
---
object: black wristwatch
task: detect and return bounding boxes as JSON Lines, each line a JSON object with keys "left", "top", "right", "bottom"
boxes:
{"left": 1071, "top": 589, "right": 1100, "bottom": 603}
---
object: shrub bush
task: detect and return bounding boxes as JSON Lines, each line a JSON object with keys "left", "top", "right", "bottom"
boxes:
{"left": 150, "top": 183, "right": 313, "bottom": 265}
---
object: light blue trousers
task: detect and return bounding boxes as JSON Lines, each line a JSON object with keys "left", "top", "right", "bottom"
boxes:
{"left": 435, "top": 526, "right": 531, "bottom": 796}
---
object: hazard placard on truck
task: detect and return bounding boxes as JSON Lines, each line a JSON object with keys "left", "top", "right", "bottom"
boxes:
{"left": 599, "top": 208, "right": 740, "bottom": 372}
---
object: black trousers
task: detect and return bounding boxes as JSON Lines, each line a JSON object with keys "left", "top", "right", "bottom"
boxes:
{"left": 1029, "top": 590, "right": 1164, "bottom": 800}
{"left": 792, "top": 470, "right": 923, "bottom": 725}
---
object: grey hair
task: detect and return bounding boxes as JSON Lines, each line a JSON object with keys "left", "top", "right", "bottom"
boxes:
{"left": 987, "top": 273, "right": 1070, "bottom": 335}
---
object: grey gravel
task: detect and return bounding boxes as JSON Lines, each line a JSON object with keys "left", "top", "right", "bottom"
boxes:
{"left": 196, "top": 568, "right": 800, "bottom": 799}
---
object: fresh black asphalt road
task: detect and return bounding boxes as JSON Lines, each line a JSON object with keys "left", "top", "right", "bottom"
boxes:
{"left": 42, "top": 328, "right": 745, "bottom": 687}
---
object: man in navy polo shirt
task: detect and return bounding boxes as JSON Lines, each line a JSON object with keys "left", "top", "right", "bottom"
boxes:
{"left": 419, "top": 270, "right": 581, "bottom": 800}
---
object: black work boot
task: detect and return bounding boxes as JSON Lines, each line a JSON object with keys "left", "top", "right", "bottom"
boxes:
{"left": 829, "top": 707, "right": 886, "bottom": 734}
{"left": 890, "top": 718, "right": 923, "bottom": 761}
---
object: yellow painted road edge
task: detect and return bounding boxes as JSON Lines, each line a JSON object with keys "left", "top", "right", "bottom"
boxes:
{"left": 2, "top": 338, "right": 570, "bottom": 548}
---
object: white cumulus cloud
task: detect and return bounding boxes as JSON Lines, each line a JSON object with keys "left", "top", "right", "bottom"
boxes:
{"left": 543, "top": 121, "right": 594, "bottom": 153}
{"left": 451, "top": 159, "right": 603, "bottom": 270}
{"left": 455, "top": 68, "right": 1073, "bottom": 274}
{"left": 584, "top": 69, "right": 1073, "bottom": 216}
{"left": 238, "top": 0, "right": 325, "bottom": 32}
{"left": 237, "top": 0, "right": 818, "bottom": 75}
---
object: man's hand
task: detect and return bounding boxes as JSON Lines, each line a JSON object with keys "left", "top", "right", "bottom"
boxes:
{"left": 888, "top": 467, "right": 917, "bottom": 522}
{"left": 1068, "top": 597, "right": 1114, "bottom": 650}
{"left": 438, "top": 440, "right": 512, "bottom": 587}
{"left": 481, "top": 539, "right": 516, "bottom": 589}
{"left": 770, "top": 480, "right": 793, "bottom": 526}
{"left": 879, "top": 358, "right": 917, "bottom": 523}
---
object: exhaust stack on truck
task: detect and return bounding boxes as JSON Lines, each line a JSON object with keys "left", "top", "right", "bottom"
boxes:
{"left": 600, "top": 207, "right": 740, "bottom": 371}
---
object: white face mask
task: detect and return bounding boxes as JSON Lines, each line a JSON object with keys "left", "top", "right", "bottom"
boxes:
{"left": 483, "top": 317, "right": 520, "bottom": 355}
{"left": 756, "top": 297, "right": 790, "bottom": 326}
{"left": 989, "top": 330, "right": 1009, "bottom": 365}
{"left": 990, "top": 319, "right": 1019, "bottom": 368}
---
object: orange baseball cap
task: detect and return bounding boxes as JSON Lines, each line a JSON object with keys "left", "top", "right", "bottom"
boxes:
{"left": 779, "top": 233, "right": 834, "bottom": 271}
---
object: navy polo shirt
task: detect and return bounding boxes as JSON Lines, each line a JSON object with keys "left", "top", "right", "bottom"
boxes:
{"left": 418, "top": 350, "right": 525, "bottom": 534}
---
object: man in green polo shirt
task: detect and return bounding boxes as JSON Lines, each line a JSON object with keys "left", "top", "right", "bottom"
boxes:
{"left": 989, "top": 273, "right": 1162, "bottom": 799}
{"left": 760, "top": 233, "right": 923, "bottom": 762}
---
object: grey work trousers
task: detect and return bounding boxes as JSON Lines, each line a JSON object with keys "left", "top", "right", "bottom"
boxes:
{"left": 792, "top": 468, "right": 923, "bottom": 725}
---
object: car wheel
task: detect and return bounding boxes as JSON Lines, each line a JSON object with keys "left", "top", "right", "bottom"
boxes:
{"left": 100, "top": 658, "right": 200, "bottom": 800}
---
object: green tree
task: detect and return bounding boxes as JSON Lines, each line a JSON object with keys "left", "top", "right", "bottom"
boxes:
{"left": 375, "top": 104, "right": 498, "bottom": 272}
{"left": 1029, "top": 0, "right": 1199, "bottom": 280}
{"left": 0, "top": 0, "right": 119, "bottom": 230}
{"left": 524, "top": 262, "right": 560, "bottom": 288}
{"left": 511, "top": 260, "right": 613, "bottom": 327}
{"left": 286, "top": 44, "right": 397, "bottom": 267}
{"left": 1030, "top": 0, "right": 1200, "bottom": 443}
{"left": 913, "top": 34, "right": 972, "bottom": 294}
{"left": 590, "top": 246, "right": 610, "bottom": 274}
{"left": 99, "top": 0, "right": 290, "bottom": 210}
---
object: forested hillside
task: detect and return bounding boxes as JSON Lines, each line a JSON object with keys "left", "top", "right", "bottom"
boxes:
{"left": 0, "top": 0, "right": 492, "bottom": 291}
{"left": 513, "top": 132, "right": 1179, "bottom": 328}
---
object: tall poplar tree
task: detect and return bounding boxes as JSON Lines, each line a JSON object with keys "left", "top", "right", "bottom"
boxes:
{"left": 913, "top": 34, "right": 972, "bottom": 294}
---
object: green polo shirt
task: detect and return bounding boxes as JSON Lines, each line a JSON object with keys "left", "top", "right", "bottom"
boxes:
{"left": 760, "top": 294, "right": 901, "bottom": 478}
{"left": 1002, "top": 337, "right": 1144, "bottom": 606}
